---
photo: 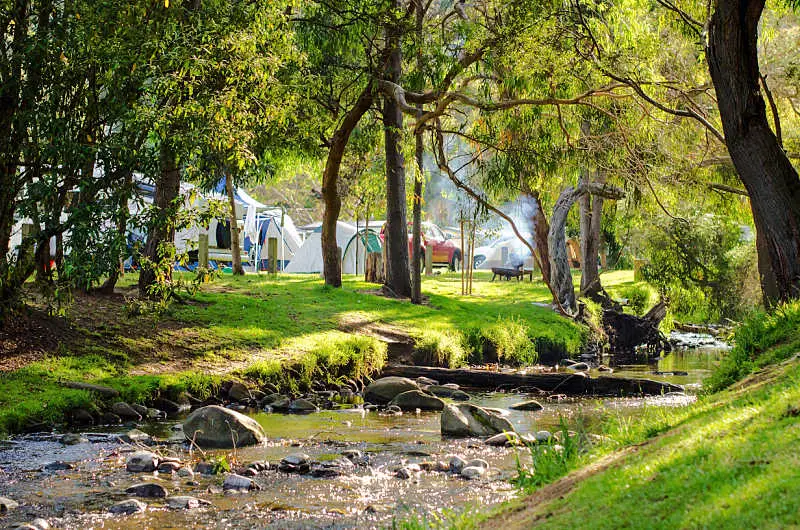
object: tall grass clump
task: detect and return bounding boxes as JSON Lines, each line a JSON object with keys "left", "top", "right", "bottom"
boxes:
{"left": 413, "top": 330, "right": 467, "bottom": 368}
{"left": 476, "top": 317, "right": 538, "bottom": 366}
{"left": 514, "top": 419, "right": 581, "bottom": 490}
{"left": 706, "top": 301, "right": 800, "bottom": 392}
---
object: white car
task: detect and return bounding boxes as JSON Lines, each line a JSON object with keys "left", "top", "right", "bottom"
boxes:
{"left": 473, "top": 235, "right": 535, "bottom": 269}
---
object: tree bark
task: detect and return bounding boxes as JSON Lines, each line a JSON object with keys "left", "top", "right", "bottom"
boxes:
{"left": 382, "top": 1, "right": 412, "bottom": 298}
{"left": 530, "top": 192, "right": 552, "bottom": 289}
{"left": 138, "top": 144, "right": 180, "bottom": 297}
{"left": 579, "top": 171, "right": 605, "bottom": 298}
{"left": 321, "top": 84, "right": 374, "bottom": 288}
{"left": 549, "top": 183, "right": 624, "bottom": 314}
{"left": 707, "top": 0, "right": 800, "bottom": 303}
{"left": 410, "top": 2, "right": 424, "bottom": 305}
{"left": 225, "top": 172, "right": 245, "bottom": 275}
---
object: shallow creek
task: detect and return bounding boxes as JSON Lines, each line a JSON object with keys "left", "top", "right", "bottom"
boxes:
{"left": 0, "top": 332, "right": 727, "bottom": 529}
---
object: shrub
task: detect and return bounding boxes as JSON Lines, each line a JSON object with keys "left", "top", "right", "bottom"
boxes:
{"left": 413, "top": 330, "right": 466, "bottom": 368}
{"left": 642, "top": 215, "right": 759, "bottom": 321}
{"left": 619, "top": 285, "right": 652, "bottom": 316}
{"left": 705, "top": 301, "right": 800, "bottom": 392}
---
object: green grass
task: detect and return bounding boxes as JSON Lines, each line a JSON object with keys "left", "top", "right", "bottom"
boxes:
{"left": 3, "top": 269, "right": 616, "bottom": 436}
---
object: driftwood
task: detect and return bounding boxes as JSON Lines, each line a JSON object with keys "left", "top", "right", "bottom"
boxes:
{"left": 381, "top": 365, "right": 683, "bottom": 396}
{"left": 365, "top": 252, "right": 383, "bottom": 283}
{"left": 602, "top": 299, "right": 671, "bottom": 354}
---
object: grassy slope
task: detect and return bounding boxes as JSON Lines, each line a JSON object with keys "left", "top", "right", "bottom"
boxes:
{"left": 486, "top": 356, "right": 800, "bottom": 529}
{"left": 0, "top": 269, "right": 613, "bottom": 435}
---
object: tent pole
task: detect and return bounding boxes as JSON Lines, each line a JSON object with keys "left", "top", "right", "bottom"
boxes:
{"left": 280, "top": 208, "right": 285, "bottom": 276}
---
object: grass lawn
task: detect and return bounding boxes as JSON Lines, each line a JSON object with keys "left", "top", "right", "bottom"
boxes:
{"left": 475, "top": 354, "right": 800, "bottom": 530}
{"left": 0, "top": 269, "right": 635, "bottom": 435}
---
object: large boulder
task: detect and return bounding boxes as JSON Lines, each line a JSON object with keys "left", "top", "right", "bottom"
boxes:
{"left": 441, "top": 403, "right": 514, "bottom": 437}
{"left": 388, "top": 390, "right": 445, "bottom": 411}
{"left": 182, "top": 406, "right": 266, "bottom": 448}
{"left": 363, "top": 377, "right": 419, "bottom": 405}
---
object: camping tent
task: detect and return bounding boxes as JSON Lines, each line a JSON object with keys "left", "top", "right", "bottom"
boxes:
{"left": 285, "top": 221, "right": 356, "bottom": 274}
{"left": 342, "top": 228, "right": 382, "bottom": 275}
{"left": 243, "top": 215, "right": 302, "bottom": 270}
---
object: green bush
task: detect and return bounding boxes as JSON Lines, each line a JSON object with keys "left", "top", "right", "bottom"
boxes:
{"left": 619, "top": 285, "right": 652, "bottom": 316}
{"left": 642, "top": 215, "right": 759, "bottom": 321}
{"left": 705, "top": 301, "right": 800, "bottom": 392}
{"left": 413, "top": 331, "right": 467, "bottom": 368}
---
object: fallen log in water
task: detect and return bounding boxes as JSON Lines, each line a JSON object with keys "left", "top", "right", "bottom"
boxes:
{"left": 380, "top": 365, "right": 683, "bottom": 396}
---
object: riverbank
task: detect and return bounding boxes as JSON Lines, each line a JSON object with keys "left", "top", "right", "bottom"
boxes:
{"left": 0, "top": 270, "right": 595, "bottom": 436}
{"left": 411, "top": 302, "right": 800, "bottom": 529}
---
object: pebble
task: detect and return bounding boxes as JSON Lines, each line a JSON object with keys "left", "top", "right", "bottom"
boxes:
{"left": 223, "top": 473, "right": 260, "bottom": 491}
{"left": 460, "top": 466, "right": 485, "bottom": 479}
{"left": 157, "top": 461, "right": 183, "bottom": 473}
{"left": 108, "top": 499, "right": 146, "bottom": 515}
{"left": 126, "top": 451, "right": 158, "bottom": 472}
{"left": 447, "top": 455, "right": 467, "bottom": 474}
{"left": 125, "top": 483, "right": 168, "bottom": 498}
{"left": 43, "top": 461, "right": 75, "bottom": 471}
{"left": 60, "top": 433, "right": 88, "bottom": 445}
{"left": 119, "top": 429, "right": 151, "bottom": 444}
{"left": 166, "top": 496, "right": 211, "bottom": 509}
{"left": 0, "top": 496, "right": 19, "bottom": 513}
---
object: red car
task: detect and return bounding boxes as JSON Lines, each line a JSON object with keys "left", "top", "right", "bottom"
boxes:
{"left": 380, "top": 221, "right": 462, "bottom": 270}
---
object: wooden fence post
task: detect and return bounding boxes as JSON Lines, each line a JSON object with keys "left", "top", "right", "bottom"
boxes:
{"left": 198, "top": 233, "right": 209, "bottom": 269}
{"left": 268, "top": 237, "right": 278, "bottom": 274}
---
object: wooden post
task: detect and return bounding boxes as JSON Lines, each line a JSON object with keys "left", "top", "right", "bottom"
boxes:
{"left": 198, "top": 233, "right": 209, "bottom": 269}
{"left": 425, "top": 245, "right": 433, "bottom": 276}
{"left": 21, "top": 223, "right": 35, "bottom": 264}
{"left": 501, "top": 246, "right": 509, "bottom": 266}
{"left": 366, "top": 252, "right": 383, "bottom": 283}
{"left": 268, "top": 237, "right": 278, "bottom": 274}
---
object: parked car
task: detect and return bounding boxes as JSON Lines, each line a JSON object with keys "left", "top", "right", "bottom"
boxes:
{"left": 473, "top": 234, "right": 534, "bottom": 269}
{"left": 380, "top": 221, "right": 462, "bottom": 270}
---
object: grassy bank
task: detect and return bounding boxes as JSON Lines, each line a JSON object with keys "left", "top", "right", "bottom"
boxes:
{"left": 0, "top": 269, "right": 601, "bottom": 436}
{"left": 399, "top": 302, "right": 800, "bottom": 529}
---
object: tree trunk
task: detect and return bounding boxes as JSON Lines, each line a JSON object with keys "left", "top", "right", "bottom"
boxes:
{"left": 410, "top": 3, "right": 424, "bottom": 305}
{"left": 225, "top": 172, "right": 244, "bottom": 275}
{"left": 707, "top": 0, "right": 800, "bottom": 303}
{"left": 382, "top": 2, "right": 412, "bottom": 298}
{"left": 549, "top": 183, "right": 624, "bottom": 314}
{"left": 138, "top": 144, "right": 180, "bottom": 298}
{"left": 579, "top": 171, "right": 605, "bottom": 298}
{"left": 529, "top": 192, "right": 552, "bottom": 289}
{"left": 98, "top": 171, "right": 133, "bottom": 294}
{"left": 321, "top": 84, "right": 374, "bottom": 288}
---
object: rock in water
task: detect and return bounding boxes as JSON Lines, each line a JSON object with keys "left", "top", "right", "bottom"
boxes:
{"left": 126, "top": 451, "right": 158, "bottom": 472}
{"left": 388, "top": 390, "right": 445, "bottom": 411}
{"left": 223, "top": 473, "right": 260, "bottom": 491}
{"left": 182, "top": 405, "right": 267, "bottom": 448}
{"left": 426, "top": 385, "right": 471, "bottom": 401}
{"left": 119, "top": 429, "right": 151, "bottom": 444}
{"left": 460, "top": 466, "right": 485, "bottom": 479}
{"left": 125, "top": 483, "right": 168, "bottom": 498}
{"left": 288, "top": 398, "right": 319, "bottom": 413}
{"left": 111, "top": 402, "right": 143, "bottom": 421}
{"left": 440, "top": 403, "right": 514, "bottom": 437}
{"left": 60, "top": 433, "right": 88, "bottom": 445}
{"left": 509, "top": 400, "right": 544, "bottom": 411}
{"left": 485, "top": 431, "right": 520, "bottom": 446}
{"left": 167, "top": 496, "right": 211, "bottom": 509}
{"left": 447, "top": 455, "right": 467, "bottom": 474}
{"left": 363, "top": 377, "right": 419, "bottom": 405}
{"left": 0, "top": 496, "right": 19, "bottom": 513}
{"left": 108, "top": 499, "right": 147, "bottom": 515}
{"left": 227, "top": 382, "right": 252, "bottom": 402}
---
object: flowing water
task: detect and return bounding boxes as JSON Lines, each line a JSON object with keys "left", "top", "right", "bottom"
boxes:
{"left": 0, "top": 332, "right": 727, "bottom": 530}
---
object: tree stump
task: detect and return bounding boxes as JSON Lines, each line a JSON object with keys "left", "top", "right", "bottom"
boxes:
{"left": 366, "top": 252, "right": 384, "bottom": 283}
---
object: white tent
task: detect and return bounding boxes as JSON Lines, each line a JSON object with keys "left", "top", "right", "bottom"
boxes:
{"left": 342, "top": 228, "right": 382, "bottom": 275}
{"left": 285, "top": 221, "right": 356, "bottom": 274}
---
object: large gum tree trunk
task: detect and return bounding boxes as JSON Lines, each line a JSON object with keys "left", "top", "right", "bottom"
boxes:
{"left": 707, "top": 0, "right": 800, "bottom": 303}
{"left": 410, "top": 2, "right": 424, "bottom": 305}
{"left": 321, "top": 84, "right": 374, "bottom": 288}
{"left": 531, "top": 193, "right": 552, "bottom": 289}
{"left": 138, "top": 145, "right": 180, "bottom": 297}
{"left": 382, "top": 1, "right": 412, "bottom": 298}
{"left": 225, "top": 172, "right": 244, "bottom": 275}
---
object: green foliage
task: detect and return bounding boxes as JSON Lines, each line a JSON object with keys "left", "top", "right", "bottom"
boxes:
{"left": 642, "top": 215, "right": 759, "bottom": 321}
{"left": 465, "top": 317, "right": 539, "bottom": 366}
{"left": 514, "top": 421, "right": 582, "bottom": 490}
{"left": 706, "top": 301, "right": 800, "bottom": 392}
{"left": 413, "top": 331, "right": 467, "bottom": 368}
{"left": 618, "top": 284, "right": 653, "bottom": 316}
